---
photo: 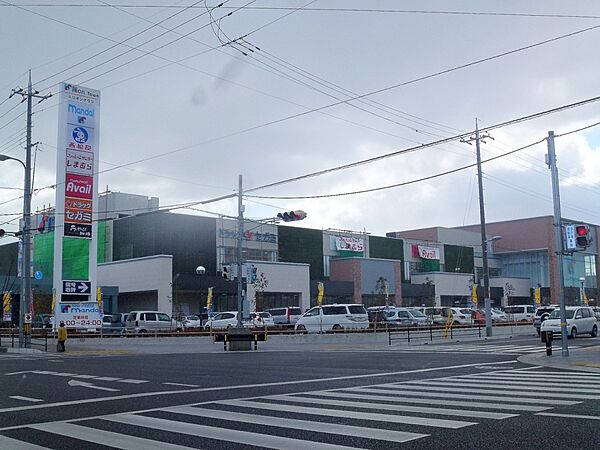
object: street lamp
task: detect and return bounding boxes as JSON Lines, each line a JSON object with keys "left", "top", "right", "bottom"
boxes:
{"left": 0, "top": 153, "right": 31, "bottom": 348}
{"left": 579, "top": 277, "right": 586, "bottom": 306}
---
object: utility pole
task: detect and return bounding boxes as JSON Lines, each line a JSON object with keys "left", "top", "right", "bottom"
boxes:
{"left": 236, "top": 174, "right": 244, "bottom": 328}
{"left": 9, "top": 71, "right": 51, "bottom": 348}
{"left": 461, "top": 119, "right": 493, "bottom": 337}
{"left": 546, "top": 131, "right": 569, "bottom": 356}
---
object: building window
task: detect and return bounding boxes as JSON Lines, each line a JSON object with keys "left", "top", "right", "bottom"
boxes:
{"left": 219, "top": 247, "right": 277, "bottom": 266}
{"left": 585, "top": 255, "right": 597, "bottom": 277}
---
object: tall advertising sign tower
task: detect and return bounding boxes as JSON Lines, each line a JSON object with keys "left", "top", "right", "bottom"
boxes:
{"left": 52, "top": 83, "right": 101, "bottom": 329}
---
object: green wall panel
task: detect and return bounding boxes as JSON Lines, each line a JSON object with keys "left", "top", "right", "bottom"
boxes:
{"left": 33, "top": 221, "right": 107, "bottom": 281}
{"left": 444, "top": 244, "right": 474, "bottom": 274}
{"left": 278, "top": 226, "right": 323, "bottom": 279}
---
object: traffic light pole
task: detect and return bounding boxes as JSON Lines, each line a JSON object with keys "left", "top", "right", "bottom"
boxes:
{"left": 547, "top": 131, "right": 569, "bottom": 356}
{"left": 236, "top": 174, "right": 244, "bottom": 328}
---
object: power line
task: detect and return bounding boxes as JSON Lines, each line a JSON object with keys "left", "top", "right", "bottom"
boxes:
{"left": 244, "top": 139, "right": 547, "bottom": 200}
{"left": 3, "top": 4, "right": 600, "bottom": 20}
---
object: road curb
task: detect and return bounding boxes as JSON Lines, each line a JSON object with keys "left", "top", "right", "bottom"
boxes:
{"left": 518, "top": 345, "right": 600, "bottom": 373}
{"left": 6, "top": 347, "right": 44, "bottom": 354}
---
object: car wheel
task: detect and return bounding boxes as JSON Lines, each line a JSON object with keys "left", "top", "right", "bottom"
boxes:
{"left": 591, "top": 325, "right": 598, "bottom": 338}
{"left": 570, "top": 327, "right": 577, "bottom": 339}
{"left": 138, "top": 329, "right": 147, "bottom": 334}
{"left": 332, "top": 324, "right": 343, "bottom": 331}
{"left": 296, "top": 325, "right": 307, "bottom": 334}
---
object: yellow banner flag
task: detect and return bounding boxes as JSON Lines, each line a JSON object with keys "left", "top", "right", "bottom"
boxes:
{"left": 471, "top": 284, "right": 478, "bottom": 308}
{"left": 2, "top": 291, "right": 10, "bottom": 313}
{"left": 534, "top": 287, "right": 541, "bottom": 306}
{"left": 583, "top": 290, "right": 589, "bottom": 306}
{"left": 317, "top": 282, "right": 324, "bottom": 306}
{"left": 206, "top": 287, "right": 213, "bottom": 312}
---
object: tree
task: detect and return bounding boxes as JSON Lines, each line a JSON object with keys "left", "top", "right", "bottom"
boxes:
{"left": 253, "top": 272, "right": 269, "bottom": 311}
{"left": 375, "top": 276, "right": 389, "bottom": 307}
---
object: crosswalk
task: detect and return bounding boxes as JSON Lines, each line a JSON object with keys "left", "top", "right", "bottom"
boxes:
{"left": 1, "top": 368, "right": 599, "bottom": 449}
{"left": 391, "top": 342, "right": 581, "bottom": 354}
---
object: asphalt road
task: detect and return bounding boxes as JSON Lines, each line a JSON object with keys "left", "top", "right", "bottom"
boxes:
{"left": 1, "top": 335, "right": 599, "bottom": 449}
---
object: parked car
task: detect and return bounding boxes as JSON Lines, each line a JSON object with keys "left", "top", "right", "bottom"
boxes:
{"left": 295, "top": 304, "right": 369, "bottom": 333}
{"left": 126, "top": 311, "right": 175, "bottom": 333}
{"left": 415, "top": 307, "right": 448, "bottom": 325}
{"left": 534, "top": 306, "right": 558, "bottom": 335}
{"left": 250, "top": 312, "right": 275, "bottom": 328}
{"left": 448, "top": 308, "right": 471, "bottom": 325}
{"left": 264, "top": 307, "right": 302, "bottom": 325}
{"left": 503, "top": 305, "right": 535, "bottom": 322}
{"left": 181, "top": 315, "right": 202, "bottom": 329}
{"left": 471, "top": 309, "right": 486, "bottom": 325}
{"left": 592, "top": 307, "right": 600, "bottom": 321}
{"left": 490, "top": 308, "right": 509, "bottom": 322}
{"left": 384, "top": 308, "right": 430, "bottom": 327}
{"left": 203, "top": 311, "right": 253, "bottom": 330}
{"left": 540, "top": 306, "right": 598, "bottom": 338}
{"left": 366, "top": 307, "right": 390, "bottom": 325}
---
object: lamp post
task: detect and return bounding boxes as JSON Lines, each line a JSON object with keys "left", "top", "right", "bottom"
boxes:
{"left": 0, "top": 154, "right": 30, "bottom": 348}
{"left": 579, "top": 277, "right": 586, "bottom": 306}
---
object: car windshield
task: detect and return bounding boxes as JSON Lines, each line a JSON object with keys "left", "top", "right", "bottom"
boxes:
{"left": 411, "top": 310, "right": 426, "bottom": 318}
{"left": 549, "top": 309, "right": 575, "bottom": 319}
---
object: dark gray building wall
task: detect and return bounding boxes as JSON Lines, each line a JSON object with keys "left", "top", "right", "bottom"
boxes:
{"left": 112, "top": 212, "right": 217, "bottom": 276}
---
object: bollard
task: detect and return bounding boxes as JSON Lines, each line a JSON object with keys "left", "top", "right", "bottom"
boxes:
{"left": 541, "top": 331, "right": 553, "bottom": 356}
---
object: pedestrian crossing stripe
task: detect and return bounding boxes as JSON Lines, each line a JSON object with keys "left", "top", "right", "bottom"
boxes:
{"left": 389, "top": 343, "right": 581, "bottom": 354}
{"left": 2, "top": 368, "right": 599, "bottom": 449}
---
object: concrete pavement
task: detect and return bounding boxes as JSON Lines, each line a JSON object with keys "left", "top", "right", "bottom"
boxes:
{"left": 519, "top": 343, "right": 600, "bottom": 373}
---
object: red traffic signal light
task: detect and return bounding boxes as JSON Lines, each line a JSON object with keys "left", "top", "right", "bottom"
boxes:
{"left": 277, "top": 210, "right": 307, "bottom": 222}
{"left": 574, "top": 224, "right": 591, "bottom": 248}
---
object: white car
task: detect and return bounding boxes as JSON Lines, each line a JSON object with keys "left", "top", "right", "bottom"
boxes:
{"left": 503, "top": 305, "right": 535, "bottom": 322}
{"left": 203, "top": 311, "right": 247, "bottom": 330}
{"left": 490, "top": 309, "right": 509, "bottom": 323}
{"left": 448, "top": 308, "right": 471, "bottom": 325}
{"left": 540, "top": 306, "right": 598, "bottom": 339}
{"left": 295, "top": 304, "right": 369, "bottom": 333}
{"left": 181, "top": 315, "right": 202, "bottom": 329}
{"left": 250, "top": 312, "right": 275, "bottom": 328}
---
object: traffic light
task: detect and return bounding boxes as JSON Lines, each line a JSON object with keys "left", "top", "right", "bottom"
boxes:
{"left": 575, "top": 224, "right": 591, "bottom": 249}
{"left": 277, "top": 210, "right": 307, "bottom": 222}
{"left": 251, "top": 266, "right": 257, "bottom": 283}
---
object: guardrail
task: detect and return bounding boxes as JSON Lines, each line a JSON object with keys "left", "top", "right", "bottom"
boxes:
{"left": 0, "top": 328, "right": 49, "bottom": 351}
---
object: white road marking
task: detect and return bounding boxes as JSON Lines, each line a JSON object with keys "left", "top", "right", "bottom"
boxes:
{"left": 0, "top": 359, "right": 517, "bottom": 415}
{"left": 67, "top": 380, "right": 120, "bottom": 392}
{"left": 496, "top": 372, "right": 600, "bottom": 381}
{"left": 162, "top": 382, "right": 199, "bottom": 388}
{"left": 451, "top": 376, "right": 600, "bottom": 388}
{"left": 535, "top": 412, "right": 600, "bottom": 420}
{"left": 4, "top": 371, "right": 31, "bottom": 376}
{"left": 357, "top": 386, "right": 580, "bottom": 405}
{"left": 303, "top": 390, "right": 549, "bottom": 411}
{"left": 9, "top": 396, "right": 43, "bottom": 403}
{"left": 32, "top": 422, "right": 193, "bottom": 450}
{"left": 406, "top": 379, "right": 600, "bottom": 394}
{"left": 94, "top": 376, "right": 122, "bottom": 382}
{"left": 165, "top": 405, "right": 428, "bottom": 443}
{"left": 0, "top": 434, "right": 47, "bottom": 449}
{"left": 267, "top": 394, "right": 517, "bottom": 419}
{"left": 218, "top": 399, "right": 476, "bottom": 429}
{"left": 104, "top": 413, "right": 366, "bottom": 450}
{"left": 389, "top": 382, "right": 600, "bottom": 399}
{"left": 117, "top": 379, "right": 148, "bottom": 384}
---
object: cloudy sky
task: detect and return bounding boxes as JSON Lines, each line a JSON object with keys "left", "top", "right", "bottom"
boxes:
{"left": 1, "top": 0, "right": 600, "bottom": 239}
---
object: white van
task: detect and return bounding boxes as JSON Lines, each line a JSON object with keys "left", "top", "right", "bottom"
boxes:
{"left": 295, "top": 304, "right": 369, "bottom": 333}
{"left": 503, "top": 305, "right": 535, "bottom": 322}
{"left": 126, "top": 311, "right": 174, "bottom": 333}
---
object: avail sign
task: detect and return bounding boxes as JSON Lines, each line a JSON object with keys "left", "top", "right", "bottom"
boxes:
{"left": 417, "top": 245, "right": 440, "bottom": 260}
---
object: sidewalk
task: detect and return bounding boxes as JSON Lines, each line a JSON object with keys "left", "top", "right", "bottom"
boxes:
{"left": 519, "top": 344, "right": 600, "bottom": 374}
{"left": 12, "top": 324, "right": 535, "bottom": 356}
